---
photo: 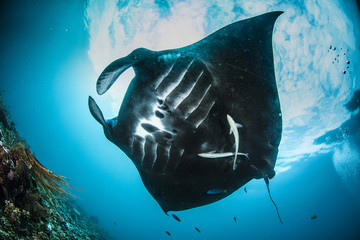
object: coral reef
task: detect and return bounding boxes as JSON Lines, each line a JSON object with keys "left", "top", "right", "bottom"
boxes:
{"left": 0, "top": 96, "right": 26, "bottom": 150}
{"left": 0, "top": 95, "right": 112, "bottom": 239}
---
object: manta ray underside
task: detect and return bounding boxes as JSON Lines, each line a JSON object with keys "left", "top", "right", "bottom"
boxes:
{"left": 89, "top": 11, "right": 283, "bottom": 213}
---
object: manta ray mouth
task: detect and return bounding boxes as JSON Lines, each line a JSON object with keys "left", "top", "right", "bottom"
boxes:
{"left": 90, "top": 51, "right": 149, "bottom": 136}
{"left": 90, "top": 62, "right": 137, "bottom": 131}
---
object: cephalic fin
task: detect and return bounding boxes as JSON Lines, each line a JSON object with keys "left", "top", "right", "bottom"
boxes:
{"left": 88, "top": 96, "right": 113, "bottom": 141}
{"left": 88, "top": 96, "right": 106, "bottom": 127}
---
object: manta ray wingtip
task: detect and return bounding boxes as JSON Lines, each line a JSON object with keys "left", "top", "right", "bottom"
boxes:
{"left": 270, "top": 11, "right": 284, "bottom": 16}
{"left": 258, "top": 11, "right": 284, "bottom": 25}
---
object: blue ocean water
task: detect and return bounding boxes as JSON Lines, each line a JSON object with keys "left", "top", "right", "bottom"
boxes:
{"left": 1, "top": 0, "right": 360, "bottom": 239}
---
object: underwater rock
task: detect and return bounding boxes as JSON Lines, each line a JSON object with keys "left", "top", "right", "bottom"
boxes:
{"left": 0, "top": 94, "right": 112, "bottom": 239}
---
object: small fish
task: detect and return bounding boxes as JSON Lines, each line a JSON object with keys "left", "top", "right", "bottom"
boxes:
{"left": 195, "top": 227, "right": 201, "bottom": 233}
{"left": 244, "top": 187, "right": 247, "bottom": 194}
{"left": 206, "top": 189, "right": 227, "bottom": 194}
{"left": 310, "top": 215, "right": 317, "bottom": 220}
{"left": 198, "top": 152, "right": 249, "bottom": 159}
{"left": 198, "top": 115, "right": 247, "bottom": 170}
{"left": 172, "top": 214, "right": 182, "bottom": 223}
{"left": 227, "top": 115, "right": 240, "bottom": 170}
{"left": 114, "top": 222, "right": 117, "bottom": 225}
{"left": 234, "top": 217, "right": 237, "bottom": 222}
{"left": 165, "top": 231, "right": 171, "bottom": 236}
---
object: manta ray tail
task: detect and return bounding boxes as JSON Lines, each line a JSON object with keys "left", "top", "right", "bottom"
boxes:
{"left": 264, "top": 177, "right": 283, "bottom": 224}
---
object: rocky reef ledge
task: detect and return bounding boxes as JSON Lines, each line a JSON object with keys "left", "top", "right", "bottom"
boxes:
{"left": 0, "top": 95, "right": 112, "bottom": 240}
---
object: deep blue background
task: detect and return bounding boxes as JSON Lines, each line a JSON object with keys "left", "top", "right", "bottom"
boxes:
{"left": 0, "top": 1, "right": 359, "bottom": 239}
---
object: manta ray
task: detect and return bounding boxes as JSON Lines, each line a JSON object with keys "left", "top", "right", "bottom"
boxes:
{"left": 89, "top": 11, "right": 283, "bottom": 220}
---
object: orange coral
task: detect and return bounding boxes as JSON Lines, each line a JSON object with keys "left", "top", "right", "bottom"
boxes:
{"left": 6, "top": 143, "right": 77, "bottom": 199}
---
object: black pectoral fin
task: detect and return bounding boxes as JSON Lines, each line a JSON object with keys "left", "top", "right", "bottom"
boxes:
{"left": 191, "top": 11, "right": 283, "bottom": 84}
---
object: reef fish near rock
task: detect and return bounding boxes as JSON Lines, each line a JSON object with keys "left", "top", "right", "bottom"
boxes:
{"left": 89, "top": 11, "right": 283, "bottom": 214}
